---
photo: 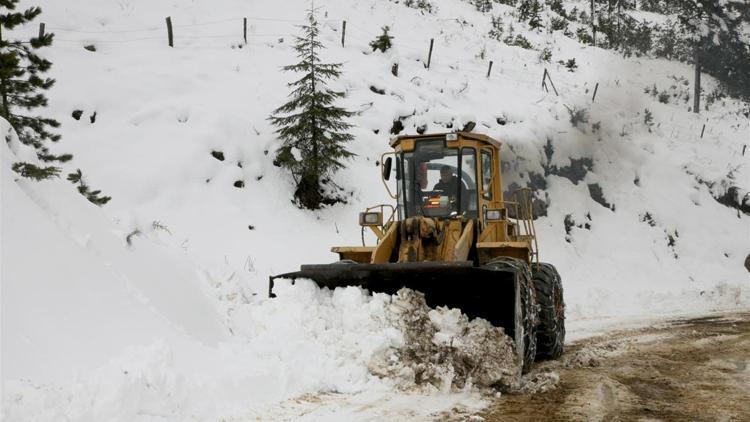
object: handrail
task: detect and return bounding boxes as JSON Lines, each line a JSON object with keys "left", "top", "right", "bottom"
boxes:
{"left": 497, "top": 188, "right": 539, "bottom": 267}
{"left": 361, "top": 203, "right": 396, "bottom": 246}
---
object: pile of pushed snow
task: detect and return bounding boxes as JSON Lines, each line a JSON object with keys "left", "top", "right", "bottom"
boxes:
{"left": 240, "top": 281, "right": 519, "bottom": 393}
{"left": 3, "top": 278, "right": 514, "bottom": 421}
{"left": 369, "top": 289, "right": 518, "bottom": 392}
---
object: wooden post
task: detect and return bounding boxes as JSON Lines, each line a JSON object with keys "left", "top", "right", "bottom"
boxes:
{"left": 542, "top": 69, "right": 559, "bottom": 96}
{"left": 743, "top": 145, "right": 746, "bottom": 156}
{"left": 243, "top": 17, "right": 247, "bottom": 44}
{"left": 591, "top": 0, "right": 596, "bottom": 46}
{"left": 166, "top": 16, "right": 173, "bottom": 47}
{"left": 700, "top": 124, "right": 706, "bottom": 138}
{"left": 38, "top": 22, "right": 45, "bottom": 39}
{"left": 427, "top": 38, "right": 434, "bottom": 69}
{"left": 341, "top": 20, "right": 346, "bottom": 47}
{"left": 592, "top": 82, "right": 599, "bottom": 102}
{"left": 486, "top": 60, "right": 493, "bottom": 78}
{"left": 693, "top": 46, "right": 701, "bottom": 114}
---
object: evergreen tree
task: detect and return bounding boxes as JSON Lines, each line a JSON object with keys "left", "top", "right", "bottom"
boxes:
{"left": 269, "top": 8, "right": 354, "bottom": 210}
{"left": 1, "top": 0, "right": 70, "bottom": 180}
{"left": 518, "top": 0, "right": 543, "bottom": 30}
{"left": 672, "top": 0, "right": 750, "bottom": 100}
{"left": 369, "top": 26, "right": 394, "bottom": 53}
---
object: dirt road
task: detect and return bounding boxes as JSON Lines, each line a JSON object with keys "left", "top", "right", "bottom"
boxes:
{"left": 479, "top": 313, "right": 750, "bottom": 421}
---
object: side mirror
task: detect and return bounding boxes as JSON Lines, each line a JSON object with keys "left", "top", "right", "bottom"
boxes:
{"left": 382, "top": 156, "right": 392, "bottom": 181}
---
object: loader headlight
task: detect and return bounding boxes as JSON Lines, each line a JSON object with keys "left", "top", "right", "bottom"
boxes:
{"left": 485, "top": 208, "right": 505, "bottom": 221}
{"left": 359, "top": 212, "right": 383, "bottom": 226}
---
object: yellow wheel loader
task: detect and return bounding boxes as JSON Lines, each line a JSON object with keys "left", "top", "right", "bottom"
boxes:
{"left": 270, "top": 132, "right": 565, "bottom": 372}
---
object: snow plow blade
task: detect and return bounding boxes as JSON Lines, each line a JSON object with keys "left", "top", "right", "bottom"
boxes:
{"left": 269, "top": 261, "right": 518, "bottom": 332}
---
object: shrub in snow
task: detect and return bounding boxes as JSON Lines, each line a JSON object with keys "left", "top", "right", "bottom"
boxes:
{"left": 369, "top": 26, "right": 394, "bottom": 53}
{"left": 517, "top": 0, "right": 543, "bottom": 30}
{"left": 548, "top": 0, "right": 566, "bottom": 18}
{"left": 269, "top": 8, "right": 354, "bottom": 210}
{"left": 470, "top": 0, "right": 493, "bottom": 13}
{"left": 559, "top": 58, "right": 577, "bottom": 72}
{"left": 576, "top": 27, "right": 593, "bottom": 45}
{"left": 550, "top": 16, "right": 568, "bottom": 32}
{"left": 506, "top": 34, "right": 534, "bottom": 50}
{"left": 565, "top": 105, "right": 589, "bottom": 129}
{"left": 1, "top": 0, "right": 71, "bottom": 178}
{"left": 643, "top": 109, "right": 654, "bottom": 133}
{"left": 488, "top": 15, "right": 504, "bottom": 42}
{"left": 402, "top": 0, "right": 435, "bottom": 14}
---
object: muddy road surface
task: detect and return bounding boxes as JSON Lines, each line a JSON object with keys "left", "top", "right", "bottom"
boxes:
{"left": 479, "top": 312, "right": 750, "bottom": 421}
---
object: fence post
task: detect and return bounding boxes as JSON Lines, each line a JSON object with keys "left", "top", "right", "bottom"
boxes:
{"left": 541, "top": 68, "right": 559, "bottom": 96}
{"left": 700, "top": 124, "right": 706, "bottom": 138}
{"left": 427, "top": 38, "right": 434, "bottom": 69}
{"left": 486, "top": 60, "right": 493, "bottom": 78}
{"left": 166, "top": 17, "right": 173, "bottom": 47}
{"left": 243, "top": 17, "right": 247, "bottom": 44}
{"left": 341, "top": 20, "right": 346, "bottom": 47}
{"left": 38, "top": 22, "right": 45, "bottom": 38}
{"left": 592, "top": 82, "right": 599, "bottom": 102}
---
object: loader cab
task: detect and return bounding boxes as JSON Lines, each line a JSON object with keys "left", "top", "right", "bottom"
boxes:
{"left": 384, "top": 132, "right": 503, "bottom": 225}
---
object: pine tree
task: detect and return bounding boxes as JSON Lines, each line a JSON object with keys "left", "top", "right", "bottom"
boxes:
{"left": 1, "top": 0, "right": 70, "bottom": 180}
{"left": 518, "top": 0, "right": 543, "bottom": 30}
{"left": 369, "top": 26, "right": 393, "bottom": 53}
{"left": 269, "top": 8, "right": 354, "bottom": 210}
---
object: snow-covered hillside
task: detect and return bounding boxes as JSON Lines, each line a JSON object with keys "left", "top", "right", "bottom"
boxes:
{"left": 2, "top": 0, "right": 748, "bottom": 420}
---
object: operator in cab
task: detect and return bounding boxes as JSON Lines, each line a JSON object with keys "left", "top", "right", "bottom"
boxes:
{"left": 433, "top": 165, "right": 460, "bottom": 194}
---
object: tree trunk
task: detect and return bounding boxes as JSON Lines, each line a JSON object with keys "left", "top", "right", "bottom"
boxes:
{"left": 693, "top": 45, "right": 701, "bottom": 114}
{"left": 0, "top": 24, "right": 10, "bottom": 120}
{"left": 591, "top": 0, "right": 596, "bottom": 46}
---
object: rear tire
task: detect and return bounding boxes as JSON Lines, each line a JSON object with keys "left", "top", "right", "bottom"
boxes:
{"left": 483, "top": 257, "right": 538, "bottom": 373}
{"left": 533, "top": 263, "right": 565, "bottom": 360}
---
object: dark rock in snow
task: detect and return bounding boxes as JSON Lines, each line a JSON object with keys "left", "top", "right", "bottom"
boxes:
{"left": 588, "top": 183, "right": 615, "bottom": 211}
{"left": 211, "top": 151, "right": 225, "bottom": 161}
{"left": 234, "top": 180, "right": 245, "bottom": 188}
{"left": 390, "top": 119, "right": 404, "bottom": 135}
{"left": 72, "top": 110, "right": 83, "bottom": 120}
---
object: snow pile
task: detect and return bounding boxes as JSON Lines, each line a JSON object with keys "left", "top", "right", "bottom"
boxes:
{"left": 2, "top": 270, "right": 508, "bottom": 420}
{"left": 368, "top": 289, "right": 519, "bottom": 392}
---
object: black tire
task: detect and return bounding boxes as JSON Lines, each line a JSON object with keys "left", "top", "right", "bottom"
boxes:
{"left": 532, "top": 263, "right": 565, "bottom": 360}
{"left": 483, "top": 257, "right": 538, "bottom": 373}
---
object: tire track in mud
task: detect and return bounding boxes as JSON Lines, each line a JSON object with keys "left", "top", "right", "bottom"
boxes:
{"left": 476, "top": 312, "right": 750, "bottom": 421}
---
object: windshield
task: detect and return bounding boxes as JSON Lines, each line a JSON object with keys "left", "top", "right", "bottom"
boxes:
{"left": 397, "top": 140, "right": 478, "bottom": 219}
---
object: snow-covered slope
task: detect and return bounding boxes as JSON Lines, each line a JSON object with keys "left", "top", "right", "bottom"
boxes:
{"left": 2, "top": 0, "right": 749, "bottom": 420}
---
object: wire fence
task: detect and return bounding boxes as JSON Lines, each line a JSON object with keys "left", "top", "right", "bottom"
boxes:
{"left": 7, "top": 14, "right": 747, "bottom": 144}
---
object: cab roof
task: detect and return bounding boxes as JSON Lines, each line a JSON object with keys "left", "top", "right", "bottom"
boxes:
{"left": 390, "top": 132, "right": 503, "bottom": 150}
